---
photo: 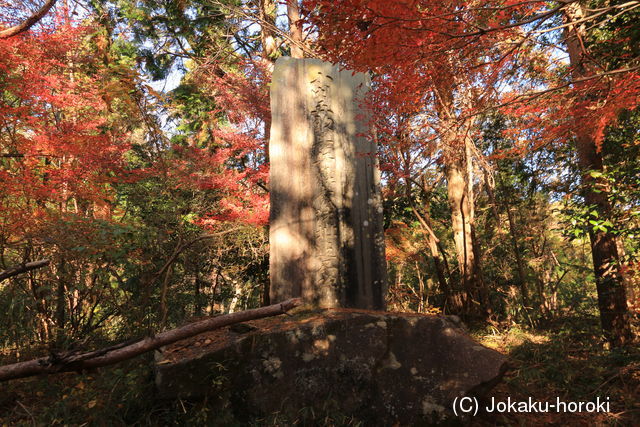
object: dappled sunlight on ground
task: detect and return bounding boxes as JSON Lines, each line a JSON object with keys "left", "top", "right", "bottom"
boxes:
{"left": 471, "top": 317, "right": 640, "bottom": 426}
{"left": 476, "top": 327, "right": 551, "bottom": 352}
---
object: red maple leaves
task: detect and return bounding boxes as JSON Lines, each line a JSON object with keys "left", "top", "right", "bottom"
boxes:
{"left": 0, "top": 21, "right": 132, "bottom": 238}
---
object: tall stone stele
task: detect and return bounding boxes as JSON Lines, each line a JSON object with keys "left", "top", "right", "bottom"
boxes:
{"left": 269, "top": 57, "right": 387, "bottom": 310}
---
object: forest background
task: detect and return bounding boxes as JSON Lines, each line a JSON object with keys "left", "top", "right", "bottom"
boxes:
{"left": 0, "top": 0, "right": 639, "bottom": 424}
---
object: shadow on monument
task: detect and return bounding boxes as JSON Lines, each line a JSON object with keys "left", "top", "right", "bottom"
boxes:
{"left": 268, "top": 57, "right": 386, "bottom": 310}
{"left": 153, "top": 58, "right": 506, "bottom": 426}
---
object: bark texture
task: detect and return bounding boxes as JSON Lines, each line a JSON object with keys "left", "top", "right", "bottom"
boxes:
{"left": 287, "top": 0, "right": 304, "bottom": 58}
{"left": 435, "top": 76, "right": 486, "bottom": 316}
{"left": 564, "top": 4, "right": 632, "bottom": 346}
{"left": 258, "top": 0, "right": 278, "bottom": 63}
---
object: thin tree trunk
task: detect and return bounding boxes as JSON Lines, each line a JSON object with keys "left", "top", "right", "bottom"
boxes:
{"left": 262, "top": 266, "right": 271, "bottom": 306}
{"left": 500, "top": 179, "right": 529, "bottom": 307}
{"left": 466, "top": 136, "right": 488, "bottom": 314}
{"left": 228, "top": 280, "right": 243, "bottom": 313}
{"left": 564, "top": 4, "right": 632, "bottom": 346}
{"left": 409, "top": 200, "right": 457, "bottom": 313}
{"left": 260, "top": 0, "right": 277, "bottom": 306}
{"left": 194, "top": 263, "right": 202, "bottom": 316}
{"left": 259, "top": 0, "right": 278, "bottom": 66}
{"left": 405, "top": 176, "right": 453, "bottom": 310}
{"left": 415, "top": 260, "right": 425, "bottom": 312}
{"left": 28, "top": 273, "right": 51, "bottom": 342}
{"left": 55, "top": 259, "right": 66, "bottom": 345}
{"left": 0, "top": 259, "right": 50, "bottom": 282}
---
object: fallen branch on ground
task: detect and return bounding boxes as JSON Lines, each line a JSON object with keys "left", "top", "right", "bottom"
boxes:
{"left": 0, "top": 298, "right": 302, "bottom": 382}
{"left": 0, "top": 259, "right": 50, "bottom": 282}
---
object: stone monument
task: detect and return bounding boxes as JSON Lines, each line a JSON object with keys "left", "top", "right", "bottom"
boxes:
{"left": 269, "top": 57, "right": 387, "bottom": 309}
{"left": 155, "top": 59, "right": 507, "bottom": 425}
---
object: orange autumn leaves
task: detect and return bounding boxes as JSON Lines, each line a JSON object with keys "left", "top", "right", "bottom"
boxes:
{"left": 0, "top": 23, "right": 133, "bottom": 238}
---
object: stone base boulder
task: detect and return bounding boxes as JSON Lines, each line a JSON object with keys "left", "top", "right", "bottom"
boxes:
{"left": 155, "top": 309, "right": 507, "bottom": 424}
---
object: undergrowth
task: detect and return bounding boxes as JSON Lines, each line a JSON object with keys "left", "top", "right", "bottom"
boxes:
{"left": 0, "top": 316, "right": 638, "bottom": 425}
{"left": 472, "top": 316, "right": 640, "bottom": 426}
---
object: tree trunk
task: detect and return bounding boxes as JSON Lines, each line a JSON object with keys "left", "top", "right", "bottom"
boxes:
{"left": 0, "top": 259, "right": 49, "bottom": 282}
{"left": 194, "top": 263, "right": 202, "bottom": 316}
{"left": 407, "top": 181, "right": 458, "bottom": 313}
{"left": 0, "top": 0, "right": 57, "bottom": 39}
{"left": 436, "top": 77, "right": 485, "bottom": 317}
{"left": 228, "top": 280, "right": 243, "bottom": 313}
{"left": 445, "top": 152, "right": 482, "bottom": 314}
{"left": 259, "top": 0, "right": 277, "bottom": 306}
{"left": 259, "top": 0, "right": 278, "bottom": 65}
{"left": 576, "top": 136, "right": 632, "bottom": 346}
{"left": 501, "top": 182, "right": 529, "bottom": 307}
{"left": 55, "top": 259, "right": 67, "bottom": 345}
{"left": 564, "top": 4, "right": 633, "bottom": 346}
{"left": 287, "top": 0, "right": 304, "bottom": 58}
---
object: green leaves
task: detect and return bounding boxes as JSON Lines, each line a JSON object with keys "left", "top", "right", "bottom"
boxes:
{"left": 561, "top": 202, "right": 619, "bottom": 238}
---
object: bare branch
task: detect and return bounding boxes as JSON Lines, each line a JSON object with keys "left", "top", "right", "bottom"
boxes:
{"left": 0, "top": 259, "right": 50, "bottom": 282}
{"left": 0, "top": 0, "right": 58, "bottom": 39}
{"left": 0, "top": 297, "right": 302, "bottom": 382}
{"left": 533, "top": 1, "right": 640, "bottom": 34}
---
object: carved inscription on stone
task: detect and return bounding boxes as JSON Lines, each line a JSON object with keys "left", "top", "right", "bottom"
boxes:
{"left": 269, "top": 57, "right": 387, "bottom": 310}
{"left": 310, "top": 72, "right": 342, "bottom": 300}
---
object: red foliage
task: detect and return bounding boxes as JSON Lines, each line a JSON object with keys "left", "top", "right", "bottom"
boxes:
{"left": 503, "top": 71, "right": 640, "bottom": 153}
{"left": 304, "top": 0, "right": 640, "bottom": 157}
{"left": 0, "top": 20, "right": 133, "bottom": 241}
{"left": 166, "top": 57, "right": 271, "bottom": 227}
{"left": 303, "top": 0, "right": 533, "bottom": 191}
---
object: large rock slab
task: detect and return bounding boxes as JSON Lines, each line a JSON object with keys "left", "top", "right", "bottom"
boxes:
{"left": 155, "top": 309, "right": 506, "bottom": 424}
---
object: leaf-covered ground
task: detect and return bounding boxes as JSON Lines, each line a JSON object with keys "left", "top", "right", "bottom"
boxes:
{"left": 1, "top": 315, "right": 638, "bottom": 426}
{"left": 473, "top": 317, "right": 640, "bottom": 426}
